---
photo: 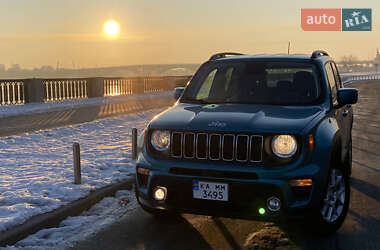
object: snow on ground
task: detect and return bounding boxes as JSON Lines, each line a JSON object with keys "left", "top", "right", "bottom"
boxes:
{"left": 1, "top": 190, "right": 138, "bottom": 250}
{"left": 0, "top": 91, "right": 172, "bottom": 118}
{"left": 0, "top": 108, "right": 165, "bottom": 232}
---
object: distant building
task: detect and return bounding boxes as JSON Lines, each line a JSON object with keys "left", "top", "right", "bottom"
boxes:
{"left": 375, "top": 49, "right": 380, "bottom": 64}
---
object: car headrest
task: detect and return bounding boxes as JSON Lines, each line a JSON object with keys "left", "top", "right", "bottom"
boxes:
{"left": 293, "top": 71, "right": 316, "bottom": 97}
{"left": 277, "top": 80, "right": 293, "bottom": 90}
{"left": 293, "top": 71, "right": 314, "bottom": 88}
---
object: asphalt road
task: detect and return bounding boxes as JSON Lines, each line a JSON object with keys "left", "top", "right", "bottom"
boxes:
{"left": 73, "top": 81, "right": 380, "bottom": 250}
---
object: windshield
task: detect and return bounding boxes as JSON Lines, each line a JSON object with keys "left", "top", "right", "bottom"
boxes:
{"left": 181, "top": 61, "right": 322, "bottom": 105}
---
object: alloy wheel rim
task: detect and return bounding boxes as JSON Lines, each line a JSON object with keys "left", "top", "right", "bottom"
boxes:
{"left": 320, "top": 169, "right": 346, "bottom": 223}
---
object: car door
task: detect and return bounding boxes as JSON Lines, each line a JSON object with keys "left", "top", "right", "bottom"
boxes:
{"left": 325, "top": 62, "right": 347, "bottom": 159}
{"left": 331, "top": 62, "right": 352, "bottom": 155}
{"left": 331, "top": 61, "right": 353, "bottom": 124}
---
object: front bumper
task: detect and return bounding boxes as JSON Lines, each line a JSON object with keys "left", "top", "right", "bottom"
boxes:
{"left": 136, "top": 159, "right": 326, "bottom": 221}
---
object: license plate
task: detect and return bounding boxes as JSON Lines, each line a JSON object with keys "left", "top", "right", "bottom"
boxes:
{"left": 192, "top": 180, "right": 229, "bottom": 201}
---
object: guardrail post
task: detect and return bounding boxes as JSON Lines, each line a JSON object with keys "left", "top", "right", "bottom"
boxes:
{"left": 164, "top": 76, "right": 171, "bottom": 90}
{"left": 173, "top": 76, "right": 191, "bottom": 88}
{"left": 87, "top": 77, "right": 104, "bottom": 98}
{"left": 132, "top": 78, "right": 144, "bottom": 94}
{"left": 73, "top": 142, "right": 81, "bottom": 184}
{"left": 132, "top": 128, "right": 138, "bottom": 160}
{"left": 24, "top": 78, "right": 45, "bottom": 103}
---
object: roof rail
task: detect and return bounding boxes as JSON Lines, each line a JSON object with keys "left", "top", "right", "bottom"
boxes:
{"left": 311, "top": 50, "right": 329, "bottom": 59}
{"left": 209, "top": 52, "right": 244, "bottom": 61}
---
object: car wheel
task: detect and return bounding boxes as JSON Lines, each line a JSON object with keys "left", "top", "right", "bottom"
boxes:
{"left": 314, "top": 167, "right": 350, "bottom": 234}
{"left": 135, "top": 186, "right": 174, "bottom": 217}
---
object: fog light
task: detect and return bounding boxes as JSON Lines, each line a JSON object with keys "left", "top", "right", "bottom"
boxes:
{"left": 153, "top": 186, "right": 167, "bottom": 201}
{"left": 267, "top": 197, "right": 281, "bottom": 212}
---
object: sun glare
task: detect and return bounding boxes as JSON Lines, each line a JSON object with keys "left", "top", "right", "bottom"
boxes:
{"left": 104, "top": 20, "right": 120, "bottom": 37}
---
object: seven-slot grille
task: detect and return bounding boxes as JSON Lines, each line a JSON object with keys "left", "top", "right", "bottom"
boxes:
{"left": 170, "top": 132, "right": 263, "bottom": 163}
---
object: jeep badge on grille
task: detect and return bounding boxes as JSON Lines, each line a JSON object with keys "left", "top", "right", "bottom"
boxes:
{"left": 208, "top": 121, "right": 227, "bottom": 128}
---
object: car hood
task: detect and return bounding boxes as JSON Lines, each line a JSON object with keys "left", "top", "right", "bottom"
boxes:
{"left": 149, "top": 103, "right": 324, "bottom": 134}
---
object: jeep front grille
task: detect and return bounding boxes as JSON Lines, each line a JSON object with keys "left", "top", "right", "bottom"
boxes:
{"left": 170, "top": 132, "right": 263, "bottom": 163}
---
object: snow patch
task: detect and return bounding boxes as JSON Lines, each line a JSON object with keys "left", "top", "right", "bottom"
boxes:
{"left": 0, "top": 108, "right": 165, "bottom": 232}
{"left": 1, "top": 190, "right": 137, "bottom": 250}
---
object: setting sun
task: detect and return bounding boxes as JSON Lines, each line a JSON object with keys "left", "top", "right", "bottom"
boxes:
{"left": 104, "top": 20, "right": 120, "bottom": 37}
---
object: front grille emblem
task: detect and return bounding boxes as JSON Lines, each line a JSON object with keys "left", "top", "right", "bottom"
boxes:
{"left": 208, "top": 121, "right": 227, "bottom": 128}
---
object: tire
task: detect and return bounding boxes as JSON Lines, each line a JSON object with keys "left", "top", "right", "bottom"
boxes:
{"left": 135, "top": 186, "right": 174, "bottom": 217}
{"left": 312, "top": 164, "right": 350, "bottom": 235}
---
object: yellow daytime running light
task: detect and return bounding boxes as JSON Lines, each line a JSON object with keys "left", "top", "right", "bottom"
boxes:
{"left": 289, "top": 179, "right": 313, "bottom": 187}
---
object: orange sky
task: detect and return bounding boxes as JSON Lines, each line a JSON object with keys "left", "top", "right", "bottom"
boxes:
{"left": 0, "top": 0, "right": 379, "bottom": 69}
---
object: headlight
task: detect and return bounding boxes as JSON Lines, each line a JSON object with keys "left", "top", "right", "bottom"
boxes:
{"left": 151, "top": 130, "right": 170, "bottom": 151}
{"left": 271, "top": 135, "right": 297, "bottom": 158}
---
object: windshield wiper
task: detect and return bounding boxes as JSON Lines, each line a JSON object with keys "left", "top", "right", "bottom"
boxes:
{"left": 180, "top": 98, "right": 213, "bottom": 104}
{"left": 181, "top": 98, "right": 242, "bottom": 104}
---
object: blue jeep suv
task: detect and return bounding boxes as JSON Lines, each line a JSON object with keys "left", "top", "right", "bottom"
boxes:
{"left": 134, "top": 50, "right": 358, "bottom": 233}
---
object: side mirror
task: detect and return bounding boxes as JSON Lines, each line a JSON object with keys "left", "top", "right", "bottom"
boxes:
{"left": 174, "top": 87, "right": 185, "bottom": 100}
{"left": 337, "top": 88, "right": 358, "bottom": 106}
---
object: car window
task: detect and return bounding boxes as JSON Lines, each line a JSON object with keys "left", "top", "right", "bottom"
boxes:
{"left": 331, "top": 62, "right": 342, "bottom": 89}
{"left": 224, "top": 67, "right": 234, "bottom": 91}
{"left": 325, "top": 63, "right": 338, "bottom": 105}
{"left": 195, "top": 69, "right": 217, "bottom": 99}
{"left": 183, "top": 61, "right": 322, "bottom": 105}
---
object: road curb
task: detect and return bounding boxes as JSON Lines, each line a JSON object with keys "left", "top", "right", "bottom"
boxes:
{"left": 0, "top": 176, "right": 136, "bottom": 247}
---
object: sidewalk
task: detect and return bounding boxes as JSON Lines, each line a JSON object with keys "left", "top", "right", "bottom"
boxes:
{"left": 0, "top": 91, "right": 173, "bottom": 137}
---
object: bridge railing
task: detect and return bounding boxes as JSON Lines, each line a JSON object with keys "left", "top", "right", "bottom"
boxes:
{"left": 104, "top": 78, "right": 133, "bottom": 96}
{"left": 0, "top": 76, "right": 192, "bottom": 106}
{"left": 44, "top": 79, "right": 88, "bottom": 102}
{"left": 0, "top": 80, "right": 25, "bottom": 105}
{"left": 341, "top": 73, "right": 380, "bottom": 84}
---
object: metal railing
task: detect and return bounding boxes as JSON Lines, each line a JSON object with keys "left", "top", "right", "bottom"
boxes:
{"left": 341, "top": 73, "right": 380, "bottom": 84}
{"left": 103, "top": 76, "right": 191, "bottom": 97}
{"left": 144, "top": 77, "right": 167, "bottom": 93}
{"left": 0, "top": 81, "right": 25, "bottom": 105}
{"left": 44, "top": 79, "right": 87, "bottom": 102}
{"left": 104, "top": 79, "right": 133, "bottom": 96}
{"left": 0, "top": 76, "right": 191, "bottom": 106}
